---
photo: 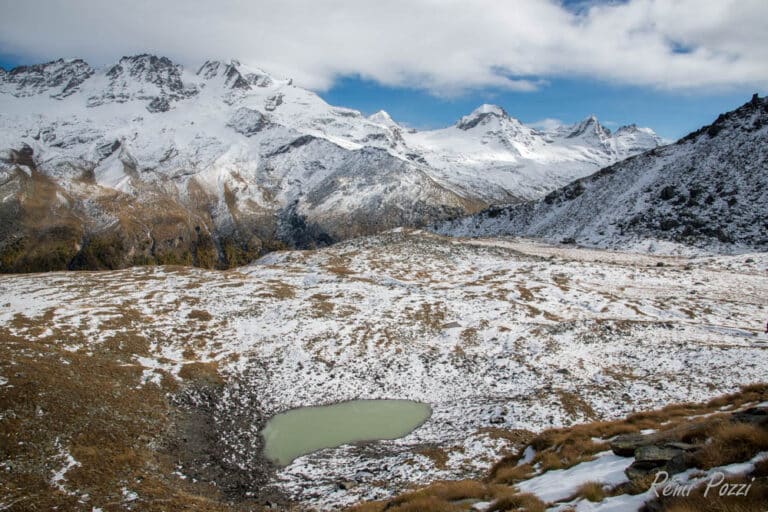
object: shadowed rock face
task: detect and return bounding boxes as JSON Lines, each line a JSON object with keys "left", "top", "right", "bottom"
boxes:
{"left": 435, "top": 95, "right": 768, "bottom": 255}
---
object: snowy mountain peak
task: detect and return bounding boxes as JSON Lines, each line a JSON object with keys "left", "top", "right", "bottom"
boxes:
{"left": 456, "top": 104, "right": 511, "bottom": 130}
{"left": 106, "top": 54, "right": 184, "bottom": 91}
{"left": 566, "top": 115, "right": 611, "bottom": 139}
{"left": 0, "top": 58, "right": 94, "bottom": 98}
{"left": 368, "top": 110, "right": 399, "bottom": 128}
{"left": 197, "top": 59, "right": 251, "bottom": 90}
{"left": 473, "top": 104, "right": 508, "bottom": 117}
{"left": 87, "top": 54, "right": 196, "bottom": 111}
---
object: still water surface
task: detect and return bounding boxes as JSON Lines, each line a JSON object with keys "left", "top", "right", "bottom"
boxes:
{"left": 261, "top": 399, "right": 432, "bottom": 466}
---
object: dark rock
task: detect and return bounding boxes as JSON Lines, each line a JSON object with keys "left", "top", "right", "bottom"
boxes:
{"left": 147, "top": 96, "right": 171, "bottom": 113}
{"left": 227, "top": 107, "right": 270, "bottom": 137}
{"left": 660, "top": 185, "right": 676, "bottom": 201}
{"left": 95, "top": 140, "right": 121, "bottom": 160}
{"left": 611, "top": 433, "right": 651, "bottom": 457}
{"left": 731, "top": 406, "right": 768, "bottom": 426}
{"left": 664, "top": 441, "right": 698, "bottom": 451}
{"left": 634, "top": 445, "right": 683, "bottom": 464}
{"left": 337, "top": 480, "right": 357, "bottom": 490}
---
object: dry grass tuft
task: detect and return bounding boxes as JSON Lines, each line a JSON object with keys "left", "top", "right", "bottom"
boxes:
{"left": 573, "top": 481, "right": 606, "bottom": 502}
{"left": 383, "top": 495, "right": 462, "bottom": 512}
{"left": 487, "top": 491, "right": 546, "bottom": 512}
{"left": 691, "top": 422, "right": 768, "bottom": 469}
{"left": 555, "top": 389, "right": 597, "bottom": 421}
{"left": 491, "top": 463, "right": 534, "bottom": 484}
{"left": 417, "top": 446, "right": 450, "bottom": 470}
{"left": 369, "top": 479, "right": 491, "bottom": 512}
{"left": 187, "top": 309, "right": 213, "bottom": 321}
{"left": 177, "top": 362, "right": 223, "bottom": 386}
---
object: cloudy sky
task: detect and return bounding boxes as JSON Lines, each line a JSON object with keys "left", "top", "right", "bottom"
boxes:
{"left": 1, "top": 0, "right": 766, "bottom": 138}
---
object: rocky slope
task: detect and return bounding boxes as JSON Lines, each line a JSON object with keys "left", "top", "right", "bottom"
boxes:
{"left": 0, "top": 55, "right": 661, "bottom": 271}
{"left": 435, "top": 95, "right": 768, "bottom": 255}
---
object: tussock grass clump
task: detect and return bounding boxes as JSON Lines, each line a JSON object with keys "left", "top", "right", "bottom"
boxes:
{"left": 573, "top": 481, "right": 606, "bottom": 502}
{"left": 691, "top": 422, "right": 768, "bottom": 469}
{"left": 491, "top": 463, "right": 534, "bottom": 484}
{"left": 388, "top": 480, "right": 490, "bottom": 505}
{"left": 384, "top": 495, "right": 463, "bottom": 512}
{"left": 187, "top": 309, "right": 213, "bottom": 321}
{"left": 609, "top": 472, "right": 659, "bottom": 496}
{"left": 487, "top": 491, "right": 546, "bottom": 512}
{"left": 416, "top": 446, "right": 450, "bottom": 470}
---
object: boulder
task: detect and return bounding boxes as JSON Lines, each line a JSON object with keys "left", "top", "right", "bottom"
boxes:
{"left": 610, "top": 433, "right": 651, "bottom": 456}
{"left": 634, "top": 445, "right": 683, "bottom": 464}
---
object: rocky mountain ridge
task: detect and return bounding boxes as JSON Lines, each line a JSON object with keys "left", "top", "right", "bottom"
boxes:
{"left": 0, "top": 55, "right": 661, "bottom": 271}
{"left": 435, "top": 95, "right": 768, "bottom": 255}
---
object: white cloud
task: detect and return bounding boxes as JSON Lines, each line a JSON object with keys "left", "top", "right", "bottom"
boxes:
{"left": 0, "top": 0, "right": 766, "bottom": 95}
{"left": 527, "top": 118, "right": 566, "bottom": 131}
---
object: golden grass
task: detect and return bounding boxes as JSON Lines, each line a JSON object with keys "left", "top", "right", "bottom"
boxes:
{"left": 0, "top": 327, "right": 236, "bottom": 510}
{"left": 187, "top": 309, "right": 213, "bottom": 321}
{"left": 383, "top": 495, "right": 463, "bottom": 512}
{"left": 377, "top": 480, "right": 491, "bottom": 512}
{"left": 491, "top": 464, "right": 534, "bottom": 484}
{"left": 691, "top": 422, "right": 768, "bottom": 469}
{"left": 417, "top": 446, "right": 450, "bottom": 470}
{"left": 486, "top": 491, "right": 546, "bottom": 512}
{"left": 573, "top": 481, "right": 606, "bottom": 502}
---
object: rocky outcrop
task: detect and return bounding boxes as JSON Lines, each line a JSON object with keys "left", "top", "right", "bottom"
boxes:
{"left": 611, "top": 405, "right": 768, "bottom": 483}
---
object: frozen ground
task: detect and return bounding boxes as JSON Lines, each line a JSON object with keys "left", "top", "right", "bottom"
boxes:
{"left": 1, "top": 229, "right": 766, "bottom": 509}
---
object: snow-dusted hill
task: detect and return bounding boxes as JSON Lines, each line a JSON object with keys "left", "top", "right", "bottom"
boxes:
{"left": 0, "top": 55, "right": 660, "bottom": 271}
{"left": 2, "top": 230, "right": 766, "bottom": 509}
{"left": 435, "top": 95, "right": 768, "bottom": 255}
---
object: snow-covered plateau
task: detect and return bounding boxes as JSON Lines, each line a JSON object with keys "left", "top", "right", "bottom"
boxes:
{"left": 0, "top": 55, "right": 662, "bottom": 272}
{"left": 1, "top": 230, "right": 766, "bottom": 509}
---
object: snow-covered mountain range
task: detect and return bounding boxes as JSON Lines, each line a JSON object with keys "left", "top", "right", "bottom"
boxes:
{"left": 0, "top": 55, "right": 661, "bottom": 271}
{"left": 435, "top": 95, "right": 768, "bottom": 255}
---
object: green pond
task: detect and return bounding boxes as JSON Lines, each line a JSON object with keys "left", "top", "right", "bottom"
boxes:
{"left": 261, "top": 399, "right": 432, "bottom": 466}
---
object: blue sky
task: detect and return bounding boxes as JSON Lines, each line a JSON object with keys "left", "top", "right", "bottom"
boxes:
{"left": 1, "top": 1, "right": 765, "bottom": 141}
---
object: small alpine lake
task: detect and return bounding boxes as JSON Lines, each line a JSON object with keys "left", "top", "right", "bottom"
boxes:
{"left": 261, "top": 399, "right": 432, "bottom": 466}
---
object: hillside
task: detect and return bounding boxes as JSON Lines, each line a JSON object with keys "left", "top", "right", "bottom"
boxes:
{"left": 1, "top": 230, "right": 766, "bottom": 510}
{"left": 435, "top": 95, "right": 768, "bottom": 255}
{"left": 0, "top": 56, "right": 660, "bottom": 272}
